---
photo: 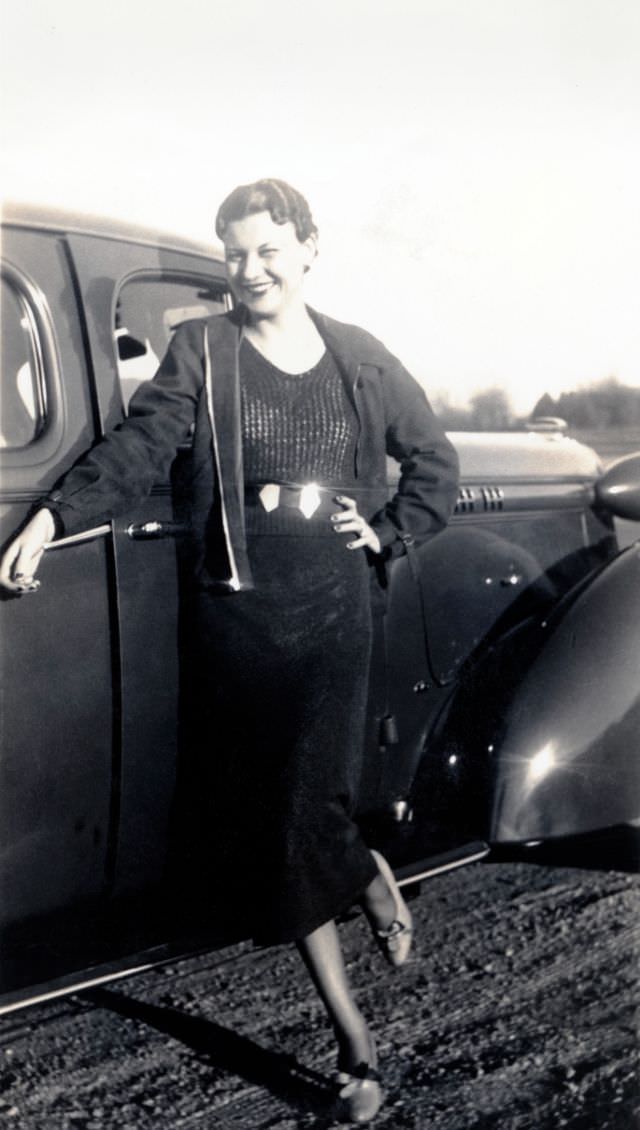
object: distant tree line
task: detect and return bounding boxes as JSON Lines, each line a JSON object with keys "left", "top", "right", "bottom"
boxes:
{"left": 433, "top": 377, "right": 640, "bottom": 431}
{"left": 532, "top": 379, "right": 640, "bottom": 429}
{"left": 433, "top": 387, "right": 513, "bottom": 430}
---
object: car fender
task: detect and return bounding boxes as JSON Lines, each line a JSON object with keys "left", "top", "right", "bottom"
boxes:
{"left": 422, "top": 543, "right": 640, "bottom": 843}
{"left": 487, "top": 543, "right": 640, "bottom": 841}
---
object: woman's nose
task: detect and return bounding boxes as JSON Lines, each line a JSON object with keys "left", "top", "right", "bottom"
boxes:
{"left": 241, "top": 252, "right": 262, "bottom": 280}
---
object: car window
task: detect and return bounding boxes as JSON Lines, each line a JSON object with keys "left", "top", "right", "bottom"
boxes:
{"left": 114, "top": 274, "right": 229, "bottom": 412}
{"left": 0, "top": 273, "right": 47, "bottom": 448}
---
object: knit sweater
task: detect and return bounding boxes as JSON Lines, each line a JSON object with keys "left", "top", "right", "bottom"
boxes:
{"left": 240, "top": 339, "right": 358, "bottom": 535}
{"left": 43, "top": 308, "right": 461, "bottom": 591}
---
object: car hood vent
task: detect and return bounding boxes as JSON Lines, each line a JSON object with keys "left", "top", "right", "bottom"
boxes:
{"left": 454, "top": 487, "right": 504, "bottom": 514}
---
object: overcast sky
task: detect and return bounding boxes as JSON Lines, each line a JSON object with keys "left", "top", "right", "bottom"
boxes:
{"left": 2, "top": 0, "right": 639, "bottom": 413}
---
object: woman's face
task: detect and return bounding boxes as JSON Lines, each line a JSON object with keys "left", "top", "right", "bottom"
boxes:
{"left": 223, "top": 211, "right": 316, "bottom": 319}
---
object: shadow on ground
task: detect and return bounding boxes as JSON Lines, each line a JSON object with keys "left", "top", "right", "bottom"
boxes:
{"left": 84, "top": 986, "right": 340, "bottom": 1126}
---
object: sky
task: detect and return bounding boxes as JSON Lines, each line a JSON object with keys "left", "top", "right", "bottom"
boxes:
{"left": 2, "top": 0, "right": 639, "bottom": 414}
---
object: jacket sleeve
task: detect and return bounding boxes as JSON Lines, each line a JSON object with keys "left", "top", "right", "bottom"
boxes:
{"left": 43, "top": 321, "right": 205, "bottom": 537}
{"left": 369, "top": 350, "right": 460, "bottom": 557}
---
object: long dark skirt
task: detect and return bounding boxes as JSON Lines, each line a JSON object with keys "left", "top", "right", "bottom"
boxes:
{"left": 183, "top": 531, "right": 379, "bottom": 944}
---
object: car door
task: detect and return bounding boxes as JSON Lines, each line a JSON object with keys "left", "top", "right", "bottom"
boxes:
{"left": 1, "top": 227, "right": 117, "bottom": 965}
{"left": 64, "top": 233, "right": 229, "bottom": 899}
{"left": 1, "top": 225, "right": 229, "bottom": 1004}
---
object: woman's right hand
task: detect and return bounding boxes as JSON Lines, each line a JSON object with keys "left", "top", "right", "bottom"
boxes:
{"left": 0, "top": 508, "right": 56, "bottom": 593}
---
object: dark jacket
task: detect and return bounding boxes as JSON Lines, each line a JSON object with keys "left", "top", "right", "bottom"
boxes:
{"left": 46, "top": 308, "right": 460, "bottom": 590}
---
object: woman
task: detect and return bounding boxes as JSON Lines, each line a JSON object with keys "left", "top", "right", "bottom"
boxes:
{"left": 1, "top": 179, "right": 459, "bottom": 1123}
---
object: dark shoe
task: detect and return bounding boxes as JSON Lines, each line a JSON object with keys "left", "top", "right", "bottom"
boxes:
{"left": 370, "top": 849, "right": 413, "bottom": 967}
{"left": 335, "top": 1031, "right": 382, "bottom": 1123}
{"left": 335, "top": 1062, "right": 383, "bottom": 1123}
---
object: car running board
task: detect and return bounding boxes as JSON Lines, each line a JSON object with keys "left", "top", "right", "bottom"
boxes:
{"left": 394, "top": 841, "right": 490, "bottom": 887}
{"left": 0, "top": 843, "right": 490, "bottom": 1016}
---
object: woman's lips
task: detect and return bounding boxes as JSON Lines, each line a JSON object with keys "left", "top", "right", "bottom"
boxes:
{"left": 243, "top": 282, "right": 273, "bottom": 297}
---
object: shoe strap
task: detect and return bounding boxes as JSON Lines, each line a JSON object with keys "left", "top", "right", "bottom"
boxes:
{"left": 377, "top": 918, "right": 410, "bottom": 940}
{"left": 337, "top": 1063, "right": 381, "bottom": 1085}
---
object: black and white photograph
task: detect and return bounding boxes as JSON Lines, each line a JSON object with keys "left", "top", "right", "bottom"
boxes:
{"left": 1, "top": 2, "right": 639, "bottom": 1126}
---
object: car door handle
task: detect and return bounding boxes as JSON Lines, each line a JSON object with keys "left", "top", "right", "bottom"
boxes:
{"left": 126, "top": 521, "right": 189, "bottom": 540}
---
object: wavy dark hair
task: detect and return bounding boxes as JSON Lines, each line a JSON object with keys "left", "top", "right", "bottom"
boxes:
{"left": 215, "top": 178, "right": 318, "bottom": 243}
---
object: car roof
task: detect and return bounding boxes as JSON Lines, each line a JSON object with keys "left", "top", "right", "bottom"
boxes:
{"left": 2, "top": 201, "right": 223, "bottom": 262}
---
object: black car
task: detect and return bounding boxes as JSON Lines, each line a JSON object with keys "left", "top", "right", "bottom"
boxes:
{"left": 1, "top": 204, "right": 639, "bottom": 1014}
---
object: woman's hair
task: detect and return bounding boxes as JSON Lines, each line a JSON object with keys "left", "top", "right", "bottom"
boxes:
{"left": 215, "top": 178, "right": 318, "bottom": 243}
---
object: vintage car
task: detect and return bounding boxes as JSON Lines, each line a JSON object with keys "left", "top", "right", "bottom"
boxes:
{"left": 1, "top": 204, "right": 639, "bottom": 1015}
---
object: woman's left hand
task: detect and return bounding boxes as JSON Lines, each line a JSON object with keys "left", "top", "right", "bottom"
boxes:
{"left": 331, "top": 495, "right": 382, "bottom": 554}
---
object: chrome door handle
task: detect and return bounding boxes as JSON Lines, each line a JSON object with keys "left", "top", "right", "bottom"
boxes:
{"left": 126, "top": 521, "right": 189, "bottom": 540}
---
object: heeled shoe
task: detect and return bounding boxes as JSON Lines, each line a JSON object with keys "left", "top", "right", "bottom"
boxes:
{"left": 335, "top": 1062, "right": 383, "bottom": 1123}
{"left": 370, "top": 849, "right": 413, "bottom": 967}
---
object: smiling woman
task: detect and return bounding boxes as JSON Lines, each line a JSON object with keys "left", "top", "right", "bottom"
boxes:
{"left": 224, "top": 218, "right": 316, "bottom": 333}
{"left": 217, "top": 179, "right": 324, "bottom": 373}
{"left": 0, "top": 177, "right": 460, "bottom": 1123}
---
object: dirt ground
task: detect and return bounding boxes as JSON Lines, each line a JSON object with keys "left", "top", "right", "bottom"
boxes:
{"left": 0, "top": 858, "right": 638, "bottom": 1129}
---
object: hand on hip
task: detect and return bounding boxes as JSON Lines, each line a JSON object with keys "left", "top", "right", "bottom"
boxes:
{"left": 331, "top": 496, "right": 382, "bottom": 554}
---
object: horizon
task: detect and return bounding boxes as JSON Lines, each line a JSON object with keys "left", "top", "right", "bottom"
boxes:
{"left": 2, "top": 0, "right": 639, "bottom": 415}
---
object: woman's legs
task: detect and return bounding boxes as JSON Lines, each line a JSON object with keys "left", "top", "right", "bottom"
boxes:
{"left": 359, "top": 870, "right": 396, "bottom": 934}
{"left": 295, "top": 864, "right": 398, "bottom": 1064}
{"left": 362, "top": 852, "right": 414, "bottom": 967}
{"left": 295, "top": 870, "right": 399, "bottom": 1060}
{"left": 296, "top": 919, "right": 374, "bottom": 1071}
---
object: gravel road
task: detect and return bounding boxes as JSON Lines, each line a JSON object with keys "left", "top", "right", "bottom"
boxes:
{"left": 1, "top": 859, "right": 638, "bottom": 1129}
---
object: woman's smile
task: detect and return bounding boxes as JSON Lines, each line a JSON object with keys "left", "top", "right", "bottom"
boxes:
{"left": 243, "top": 281, "right": 275, "bottom": 296}
{"left": 223, "top": 210, "right": 316, "bottom": 319}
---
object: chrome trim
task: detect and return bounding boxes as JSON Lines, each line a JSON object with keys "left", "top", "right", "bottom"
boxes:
{"left": 454, "top": 487, "right": 477, "bottom": 513}
{"left": 1, "top": 261, "right": 51, "bottom": 447}
{"left": 395, "top": 844, "right": 490, "bottom": 887}
{"left": 203, "top": 325, "right": 241, "bottom": 591}
{"left": 126, "top": 520, "right": 188, "bottom": 540}
{"left": 481, "top": 486, "right": 505, "bottom": 511}
{"left": 0, "top": 962, "right": 155, "bottom": 1017}
{"left": 44, "top": 524, "right": 111, "bottom": 550}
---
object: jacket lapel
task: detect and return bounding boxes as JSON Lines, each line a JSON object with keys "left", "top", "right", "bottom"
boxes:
{"left": 308, "top": 306, "right": 362, "bottom": 396}
{"left": 203, "top": 313, "right": 249, "bottom": 590}
{"left": 308, "top": 307, "right": 384, "bottom": 478}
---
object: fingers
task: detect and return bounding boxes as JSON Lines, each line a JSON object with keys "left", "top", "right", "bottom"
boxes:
{"left": 0, "top": 539, "right": 42, "bottom": 592}
{"left": 0, "top": 543, "right": 20, "bottom": 591}
{"left": 332, "top": 517, "right": 362, "bottom": 534}
{"left": 331, "top": 494, "right": 357, "bottom": 519}
{"left": 0, "top": 554, "right": 35, "bottom": 593}
{"left": 0, "top": 510, "right": 53, "bottom": 593}
{"left": 331, "top": 495, "right": 361, "bottom": 537}
{"left": 345, "top": 529, "right": 382, "bottom": 554}
{"left": 330, "top": 496, "right": 382, "bottom": 554}
{"left": 9, "top": 577, "right": 41, "bottom": 594}
{"left": 345, "top": 533, "right": 369, "bottom": 549}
